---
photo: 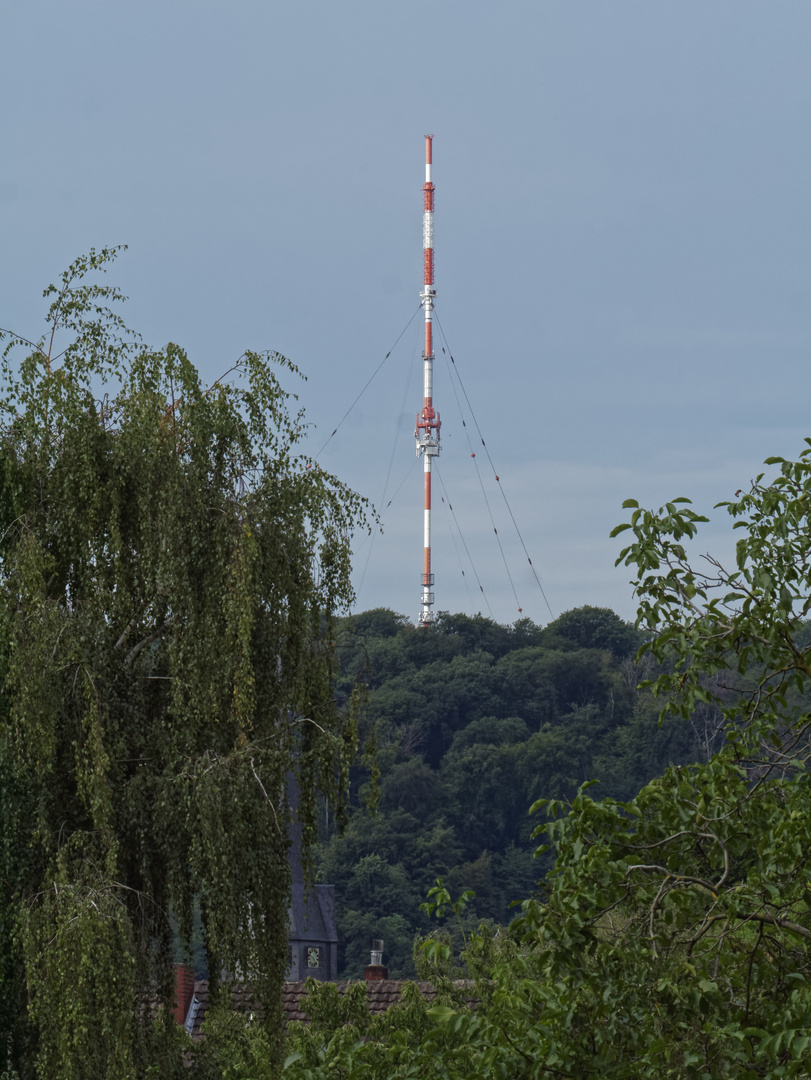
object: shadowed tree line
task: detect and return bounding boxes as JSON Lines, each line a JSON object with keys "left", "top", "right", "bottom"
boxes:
{"left": 318, "top": 604, "right": 720, "bottom": 979}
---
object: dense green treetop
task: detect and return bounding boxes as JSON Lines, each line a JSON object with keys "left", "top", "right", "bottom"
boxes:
{"left": 542, "top": 604, "right": 641, "bottom": 657}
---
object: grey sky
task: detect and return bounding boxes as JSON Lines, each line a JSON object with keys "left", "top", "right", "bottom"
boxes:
{"left": 2, "top": 1, "right": 810, "bottom": 626}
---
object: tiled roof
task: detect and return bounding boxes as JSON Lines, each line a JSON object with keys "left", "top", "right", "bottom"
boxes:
{"left": 187, "top": 979, "right": 476, "bottom": 1040}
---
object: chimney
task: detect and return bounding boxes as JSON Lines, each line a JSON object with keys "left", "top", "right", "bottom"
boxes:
{"left": 364, "top": 938, "right": 388, "bottom": 981}
{"left": 173, "top": 963, "right": 195, "bottom": 1026}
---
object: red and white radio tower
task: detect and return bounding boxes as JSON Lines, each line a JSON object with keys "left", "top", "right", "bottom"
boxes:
{"left": 415, "top": 135, "right": 441, "bottom": 627}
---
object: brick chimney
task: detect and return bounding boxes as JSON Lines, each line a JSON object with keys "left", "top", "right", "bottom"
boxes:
{"left": 173, "top": 963, "right": 195, "bottom": 1026}
{"left": 364, "top": 938, "right": 388, "bottom": 981}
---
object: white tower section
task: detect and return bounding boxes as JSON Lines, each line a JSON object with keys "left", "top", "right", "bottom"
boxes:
{"left": 415, "top": 135, "right": 441, "bottom": 627}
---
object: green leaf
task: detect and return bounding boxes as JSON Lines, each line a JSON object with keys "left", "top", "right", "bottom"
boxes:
{"left": 609, "top": 523, "right": 632, "bottom": 537}
{"left": 427, "top": 1006, "right": 457, "bottom": 1021}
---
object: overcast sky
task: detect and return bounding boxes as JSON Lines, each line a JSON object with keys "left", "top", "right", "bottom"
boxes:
{"left": 2, "top": 1, "right": 810, "bottom": 627}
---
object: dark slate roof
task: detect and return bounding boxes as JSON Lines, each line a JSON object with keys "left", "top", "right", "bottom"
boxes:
{"left": 187, "top": 979, "right": 476, "bottom": 1040}
{"left": 288, "top": 883, "right": 337, "bottom": 943}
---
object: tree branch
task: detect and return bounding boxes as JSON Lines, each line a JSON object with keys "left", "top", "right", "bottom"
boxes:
{"left": 124, "top": 617, "right": 175, "bottom": 666}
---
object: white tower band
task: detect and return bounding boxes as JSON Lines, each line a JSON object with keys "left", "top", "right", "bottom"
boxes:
{"left": 415, "top": 135, "right": 441, "bottom": 627}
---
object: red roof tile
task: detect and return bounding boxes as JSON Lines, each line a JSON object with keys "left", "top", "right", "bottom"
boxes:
{"left": 188, "top": 978, "right": 476, "bottom": 1040}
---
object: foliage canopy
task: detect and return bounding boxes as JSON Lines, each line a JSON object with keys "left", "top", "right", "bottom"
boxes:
{"left": 0, "top": 249, "right": 367, "bottom": 1078}
{"left": 320, "top": 604, "right": 690, "bottom": 980}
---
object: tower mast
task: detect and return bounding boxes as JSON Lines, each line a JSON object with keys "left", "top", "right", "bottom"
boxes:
{"left": 416, "top": 135, "right": 440, "bottom": 627}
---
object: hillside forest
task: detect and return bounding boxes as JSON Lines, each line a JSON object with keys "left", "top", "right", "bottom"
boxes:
{"left": 316, "top": 604, "right": 722, "bottom": 979}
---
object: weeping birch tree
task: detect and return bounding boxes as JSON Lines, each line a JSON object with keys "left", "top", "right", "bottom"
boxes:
{"left": 0, "top": 249, "right": 367, "bottom": 1079}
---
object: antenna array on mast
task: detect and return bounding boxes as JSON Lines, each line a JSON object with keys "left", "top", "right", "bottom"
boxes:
{"left": 415, "top": 135, "right": 441, "bottom": 627}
